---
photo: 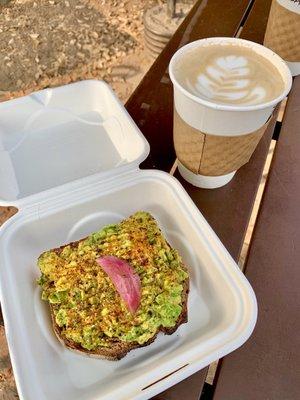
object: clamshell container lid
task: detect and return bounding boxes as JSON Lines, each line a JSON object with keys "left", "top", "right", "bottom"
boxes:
{"left": 0, "top": 80, "right": 149, "bottom": 208}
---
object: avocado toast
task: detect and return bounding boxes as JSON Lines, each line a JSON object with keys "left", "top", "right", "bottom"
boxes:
{"left": 37, "top": 211, "right": 189, "bottom": 360}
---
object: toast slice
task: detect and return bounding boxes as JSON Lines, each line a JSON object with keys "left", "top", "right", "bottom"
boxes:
{"left": 37, "top": 212, "right": 189, "bottom": 360}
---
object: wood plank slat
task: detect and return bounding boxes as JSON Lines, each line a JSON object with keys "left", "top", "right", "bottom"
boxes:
{"left": 126, "top": 0, "right": 254, "bottom": 171}
{"left": 239, "top": 0, "right": 272, "bottom": 42}
{"left": 213, "top": 77, "right": 300, "bottom": 400}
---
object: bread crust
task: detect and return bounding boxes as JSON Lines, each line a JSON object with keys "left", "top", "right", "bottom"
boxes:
{"left": 48, "top": 237, "right": 189, "bottom": 360}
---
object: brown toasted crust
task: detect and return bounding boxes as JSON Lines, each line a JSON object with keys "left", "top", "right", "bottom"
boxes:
{"left": 48, "top": 237, "right": 189, "bottom": 360}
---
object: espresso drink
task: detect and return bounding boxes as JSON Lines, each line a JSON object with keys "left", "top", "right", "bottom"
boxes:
{"left": 174, "top": 44, "right": 285, "bottom": 106}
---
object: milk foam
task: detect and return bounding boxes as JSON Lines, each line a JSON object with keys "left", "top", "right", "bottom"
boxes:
{"left": 175, "top": 44, "right": 285, "bottom": 106}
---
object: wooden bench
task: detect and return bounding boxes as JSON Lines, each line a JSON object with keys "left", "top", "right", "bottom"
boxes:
{"left": 125, "top": 0, "right": 300, "bottom": 398}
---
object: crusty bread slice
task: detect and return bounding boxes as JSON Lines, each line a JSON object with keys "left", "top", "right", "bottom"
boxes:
{"left": 40, "top": 215, "right": 189, "bottom": 360}
{"left": 50, "top": 274, "right": 188, "bottom": 360}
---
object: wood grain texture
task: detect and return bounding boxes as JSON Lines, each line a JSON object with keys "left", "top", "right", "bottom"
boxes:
{"left": 239, "top": 0, "right": 273, "bottom": 42}
{"left": 213, "top": 77, "right": 300, "bottom": 400}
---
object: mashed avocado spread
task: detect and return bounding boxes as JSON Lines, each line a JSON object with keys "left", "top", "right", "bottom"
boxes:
{"left": 37, "top": 212, "right": 188, "bottom": 350}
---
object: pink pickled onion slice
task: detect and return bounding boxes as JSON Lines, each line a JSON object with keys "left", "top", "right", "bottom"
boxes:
{"left": 96, "top": 256, "right": 141, "bottom": 313}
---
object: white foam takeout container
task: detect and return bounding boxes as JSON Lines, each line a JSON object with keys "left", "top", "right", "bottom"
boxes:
{"left": 0, "top": 80, "right": 257, "bottom": 400}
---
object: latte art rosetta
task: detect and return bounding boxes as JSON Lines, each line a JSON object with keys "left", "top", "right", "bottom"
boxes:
{"left": 175, "top": 44, "right": 285, "bottom": 106}
{"left": 187, "top": 55, "right": 267, "bottom": 104}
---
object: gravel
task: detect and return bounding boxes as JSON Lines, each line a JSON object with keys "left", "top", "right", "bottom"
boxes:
{"left": 0, "top": 0, "right": 162, "bottom": 101}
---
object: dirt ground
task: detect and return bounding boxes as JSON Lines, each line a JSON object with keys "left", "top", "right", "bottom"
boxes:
{"left": 0, "top": 0, "right": 166, "bottom": 103}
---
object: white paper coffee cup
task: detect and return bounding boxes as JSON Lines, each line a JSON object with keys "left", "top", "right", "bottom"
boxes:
{"left": 169, "top": 37, "right": 292, "bottom": 188}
